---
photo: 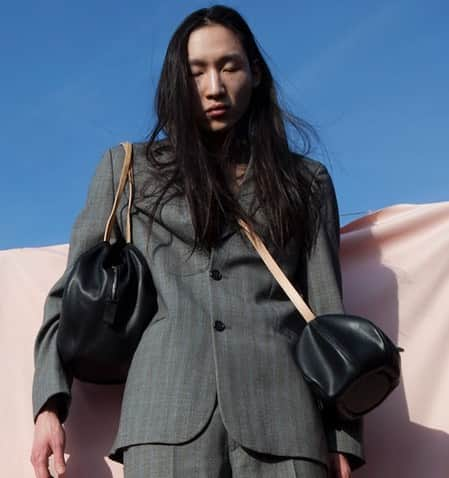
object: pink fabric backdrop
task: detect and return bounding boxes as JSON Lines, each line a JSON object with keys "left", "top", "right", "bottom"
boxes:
{"left": 1, "top": 201, "right": 448, "bottom": 477}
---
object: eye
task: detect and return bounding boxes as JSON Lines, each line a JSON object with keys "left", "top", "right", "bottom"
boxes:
{"left": 190, "top": 70, "right": 204, "bottom": 77}
{"left": 222, "top": 63, "right": 240, "bottom": 73}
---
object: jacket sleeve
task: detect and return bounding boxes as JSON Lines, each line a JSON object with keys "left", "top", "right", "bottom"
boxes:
{"left": 305, "top": 164, "right": 365, "bottom": 470}
{"left": 32, "top": 147, "right": 122, "bottom": 423}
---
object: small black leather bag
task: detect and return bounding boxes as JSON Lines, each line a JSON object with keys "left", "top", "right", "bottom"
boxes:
{"left": 57, "top": 143, "right": 157, "bottom": 384}
{"left": 297, "top": 313, "right": 401, "bottom": 420}
{"left": 240, "top": 220, "right": 402, "bottom": 421}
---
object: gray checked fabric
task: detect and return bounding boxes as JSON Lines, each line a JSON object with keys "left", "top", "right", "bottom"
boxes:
{"left": 123, "top": 399, "right": 328, "bottom": 478}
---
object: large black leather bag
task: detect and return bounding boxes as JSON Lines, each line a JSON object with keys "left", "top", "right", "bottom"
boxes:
{"left": 57, "top": 143, "right": 157, "bottom": 384}
{"left": 240, "top": 221, "right": 402, "bottom": 421}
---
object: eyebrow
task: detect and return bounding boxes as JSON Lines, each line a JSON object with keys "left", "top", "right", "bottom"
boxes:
{"left": 188, "top": 53, "right": 244, "bottom": 67}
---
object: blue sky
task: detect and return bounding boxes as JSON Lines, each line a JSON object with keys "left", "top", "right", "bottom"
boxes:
{"left": 1, "top": 0, "right": 447, "bottom": 249}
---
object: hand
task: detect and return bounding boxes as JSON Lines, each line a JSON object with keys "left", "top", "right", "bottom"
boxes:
{"left": 329, "top": 452, "right": 351, "bottom": 478}
{"left": 31, "top": 410, "right": 66, "bottom": 478}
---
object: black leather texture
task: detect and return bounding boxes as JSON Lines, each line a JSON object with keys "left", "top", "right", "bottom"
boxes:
{"left": 57, "top": 240, "right": 157, "bottom": 383}
{"left": 297, "top": 313, "right": 402, "bottom": 420}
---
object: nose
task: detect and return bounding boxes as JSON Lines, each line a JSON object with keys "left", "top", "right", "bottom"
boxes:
{"left": 205, "top": 69, "right": 225, "bottom": 98}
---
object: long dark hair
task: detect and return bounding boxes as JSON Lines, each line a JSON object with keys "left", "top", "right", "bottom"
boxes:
{"left": 141, "top": 5, "right": 321, "bottom": 254}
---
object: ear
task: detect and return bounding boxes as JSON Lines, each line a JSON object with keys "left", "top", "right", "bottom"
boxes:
{"left": 251, "top": 60, "right": 262, "bottom": 88}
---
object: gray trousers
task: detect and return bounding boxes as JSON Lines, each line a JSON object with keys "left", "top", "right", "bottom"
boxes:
{"left": 123, "top": 400, "right": 328, "bottom": 478}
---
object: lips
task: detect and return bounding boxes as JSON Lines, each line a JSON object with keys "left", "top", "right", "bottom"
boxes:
{"left": 205, "top": 105, "right": 229, "bottom": 118}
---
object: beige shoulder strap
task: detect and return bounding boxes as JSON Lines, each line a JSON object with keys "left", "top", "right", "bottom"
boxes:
{"left": 104, "top": 142, "right": 133, "bottom": 244}
{"left": 238, "top": 219, "right": 316, "bottom": 323}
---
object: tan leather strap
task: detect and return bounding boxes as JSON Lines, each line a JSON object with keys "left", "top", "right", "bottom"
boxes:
{"left": 238, "top": 219, "right": 316, "bottom": 323}
{"left": 104, "top": 142, "right": 133, "bottom": 244}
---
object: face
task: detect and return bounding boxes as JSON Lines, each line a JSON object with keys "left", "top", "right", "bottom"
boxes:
{"left": 187, "top": 24, "right": 260, "bottom": 135}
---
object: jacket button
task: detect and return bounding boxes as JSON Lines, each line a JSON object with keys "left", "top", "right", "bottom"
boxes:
{"left": 210, "top": 269, "right": 222, "bottom": 281}
{"left": 214, "top": 320, "right": 226, "bottom": 332}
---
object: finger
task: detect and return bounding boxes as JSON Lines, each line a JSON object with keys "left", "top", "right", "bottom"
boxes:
{"left": 340, "top": 462, "right": 350, "bottom": 478}
{"left": 32, "top": 456, "right": 51, "bottom": 478}
{"left": 341, "top": 459, "right": 351, "bottom": 478}
{"left": 51, "top": 439, "right": 66, "bottom": 475}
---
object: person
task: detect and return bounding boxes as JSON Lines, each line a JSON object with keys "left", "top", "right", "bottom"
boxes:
{"left": 31, "top": 5, "right": 364, "bottom": 478}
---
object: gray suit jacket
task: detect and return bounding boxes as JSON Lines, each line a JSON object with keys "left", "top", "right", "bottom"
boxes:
{"left": 32, "top": 143, "right": 364, "bottom": 468}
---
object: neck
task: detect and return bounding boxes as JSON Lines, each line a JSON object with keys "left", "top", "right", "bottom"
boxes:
{"left": 201, "top": 129, "right": 228, "bottom": 154}
{"left": 201, "top": 115, "right": 251, "bottom": 158}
